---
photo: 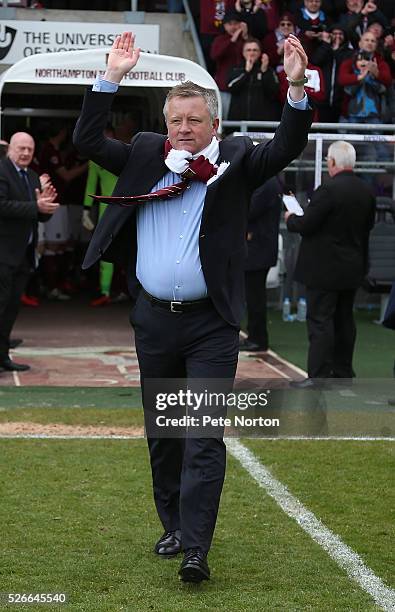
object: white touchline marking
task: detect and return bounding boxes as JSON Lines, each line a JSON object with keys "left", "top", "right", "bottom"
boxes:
{"left": 0, "top": 435, "right": 393, "bottom": 441}
{"left": 256, "top": 357, "right": 290, "bottom": 380}
{"left": 267, "top": 349, "right": 308, "bottom": 377}
{"left": 226, "top": 438, "right": 395, "bottom": 612}
{"left": 239, "top": 331, "right": 306, "bottom": 378}
{"left": 12, "top": 372, "right": 21, "bottom": 387}
{"left": 0, "top": 434, "right": 145, "bottom": 440}
{"left": 13, "top": 346, "right": 135, "bottom": 356}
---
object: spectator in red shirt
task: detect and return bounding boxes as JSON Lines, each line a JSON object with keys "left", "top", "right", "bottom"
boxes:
{"left": 199, "top": 0, "right": 235, "bottom": 74}
{"left": 338, "top": 29, "right": 392, "bottom": 120}
{"left": 338, "top": 31, "right": 392, "bottom": 181}
{"left": 211, "top": 10, "right": 248, "bottom": 117}
{"left": 263, "top": 11, "right": 296, "bottom": 70}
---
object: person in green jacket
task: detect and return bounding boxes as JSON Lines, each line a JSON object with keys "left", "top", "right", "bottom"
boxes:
{"left": 82, "top": 127, "right": 118, "bottom": 306}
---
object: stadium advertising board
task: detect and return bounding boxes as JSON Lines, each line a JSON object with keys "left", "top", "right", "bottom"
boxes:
{"left": 0, "top": 21, "right": 159, "bottom": 63}
{"left": 0, "top": 1, "right": 27, "bottom": 5}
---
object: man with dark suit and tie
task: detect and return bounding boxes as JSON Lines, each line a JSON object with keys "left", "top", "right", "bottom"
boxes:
{"left": 285, "top": 141, "right": 376, "bottom": 387}
{"left": 73, "top": 31, "right": 312, "bottom": 583}
{"left": 0, "top": 132, "right": 59, "bottom": 372}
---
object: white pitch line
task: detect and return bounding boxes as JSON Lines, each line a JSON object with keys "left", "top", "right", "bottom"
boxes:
{"left": 13, "top": 346, "right": 135, "bottom": 356}
{"left": 0, "top": 434, "right": 145, "bottom": 440}
{"left": 0, "top": 435, "right": 394, "bottom": 441}
{"left": 12, "top": 371, "right": 21, "bottom": 387}
{"left": 239, "top": 330, "right": 306, "bottom": 378}
{"left": 256, "top": 357, "right": 290, "bottom": 380}
{"left": 267, "top": 349, "right": 308, "bottom": 377}
{"left": 227, "top": 438, "right": 395, "bottom": 612}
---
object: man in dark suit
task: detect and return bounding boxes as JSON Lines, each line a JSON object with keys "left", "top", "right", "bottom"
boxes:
{"left": 239, "top": 176, "right": 282, "bottom": 352}
{"left": 73, "top": 31, "right": 312, "bottom": 582}
{"left": 0, "top": 132, "right": 59, "bottom": 372}
{"left": 286, "top": 141, "right": 376, "bottom": 386}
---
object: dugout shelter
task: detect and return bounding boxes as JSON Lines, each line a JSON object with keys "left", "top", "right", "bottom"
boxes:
{"left": 0, "top": 47, "right": 221, "bottom": 138}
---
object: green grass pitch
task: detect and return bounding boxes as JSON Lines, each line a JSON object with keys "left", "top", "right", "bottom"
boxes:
{"left": 0, "top": 308, "right": 393, "bottom": 610}
{"left": 0, "top": 436, "right": 393, "bottom": 611}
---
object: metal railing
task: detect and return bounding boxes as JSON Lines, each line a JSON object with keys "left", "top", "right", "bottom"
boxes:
{"left": 228, "top": 121, "right": 395, "bottom": 196}
{"left": 182, "top": 0, "right": 206, "bottom": 70}
{"left": 223, "top": 120, "right": 395, "bottom": 133}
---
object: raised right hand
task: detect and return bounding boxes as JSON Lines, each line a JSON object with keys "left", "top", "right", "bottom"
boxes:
{"left": 104, "top": 31, "right": 141, "bottom": 83}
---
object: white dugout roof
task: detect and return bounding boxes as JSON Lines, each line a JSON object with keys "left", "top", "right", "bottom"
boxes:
{"left": 0, "top": 48, "right": 221, "bottom": 131}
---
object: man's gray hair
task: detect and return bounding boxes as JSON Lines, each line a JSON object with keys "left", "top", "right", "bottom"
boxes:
{"left": 327, "top": 140, "right": 356, "bottom": 168}
{"left": 163, "top": 81, "right": 218, "bottom": 123}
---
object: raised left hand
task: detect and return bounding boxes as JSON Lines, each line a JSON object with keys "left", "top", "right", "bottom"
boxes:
{"left": 283, "top": 34, "right": 308, "bottom": 81}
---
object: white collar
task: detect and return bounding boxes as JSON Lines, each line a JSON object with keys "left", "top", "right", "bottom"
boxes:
{"left": 304, "top": 9, "right": 320, "bottom": 19}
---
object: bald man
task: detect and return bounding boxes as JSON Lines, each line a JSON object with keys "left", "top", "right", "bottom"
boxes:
{"left": 0, "top": 132, "right": 59, "bottom": 372}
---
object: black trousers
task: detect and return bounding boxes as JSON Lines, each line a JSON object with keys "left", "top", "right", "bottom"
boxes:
{"left": 245, "top": 268, "right": 270, "bottom": 349}
{"left": 130, "top": 291, "right": 239, "bottom": 555}
{"left": 306, "top": 287, "right": 357, "bottom": 379}
{"left": 0, "top": 260, "right": 30, "bottom": 361}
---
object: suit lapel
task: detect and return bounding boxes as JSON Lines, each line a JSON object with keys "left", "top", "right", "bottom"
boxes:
{"left": 104, "top": 136, "right": 168, "bottom": 231}
{"left": 201, "top": 139, "right": 240, "bottom": 227}
{"left": 122, "top": 135, "right": 168, "bottom": 204}
{"left": 5, "top": 158, "right": 29, "bottom": 201}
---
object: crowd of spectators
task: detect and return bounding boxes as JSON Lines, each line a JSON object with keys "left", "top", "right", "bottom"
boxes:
{"left": 19, "top": 0, "right": 395, "bottom": 123}
{"left": 196, "top": 0, "right": 395, "bottom": 123}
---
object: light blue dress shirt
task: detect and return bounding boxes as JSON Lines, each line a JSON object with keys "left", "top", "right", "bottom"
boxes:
{"left": 92, "top": 76, "right": 309, "bottom": 300}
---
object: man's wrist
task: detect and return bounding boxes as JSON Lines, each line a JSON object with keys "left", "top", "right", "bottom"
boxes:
{"left": 288, "top": 85, "right": 306, "bottom": 103}
{"left": 103, "top": 69, "right": 124, "bottom": 84}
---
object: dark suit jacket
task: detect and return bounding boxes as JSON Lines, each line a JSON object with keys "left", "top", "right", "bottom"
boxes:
{"left": 245, "top": 176, "right": 282, "bottom": 272}
{"left": 287, "top": 170, "right": 376, "bottom": 291}
{"left": 0, "top": 158, "right": 42, "bottom": 267}
{"left": 73, "top": 89, "right": 312, "bottom": 327}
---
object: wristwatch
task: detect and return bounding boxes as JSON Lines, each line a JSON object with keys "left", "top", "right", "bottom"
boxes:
{"left": 286, "top": 75, "right": 308, "bottom": 86}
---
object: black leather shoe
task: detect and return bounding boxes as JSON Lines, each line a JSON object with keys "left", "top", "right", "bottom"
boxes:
{"left": 239, "top": 339, "right": 268, "bottom": 352}
{"left": 0, "top": 358, "right": 30, "bottom": 372}
{"left": 9, "top": 338, "right": 23, "bottom": 349}
{"left": 178, "top": 548, "right": 210, "bottom": 583}
{"left": 154, "top": 529, "right": 182, "bottom": 557}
